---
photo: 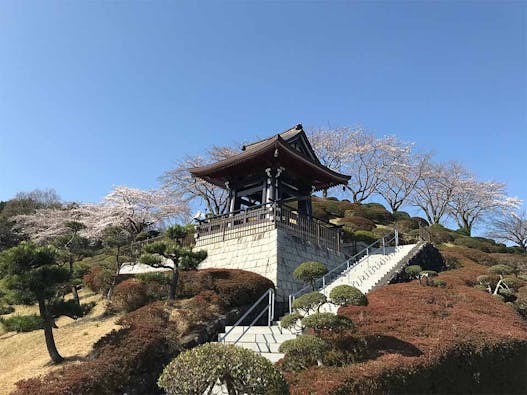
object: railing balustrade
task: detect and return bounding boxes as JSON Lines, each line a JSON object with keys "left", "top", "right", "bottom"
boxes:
{"left": 218, "top": 288, "right": 276, "bottom": 345}
{"left": 195, "top": 202, "right": 342, "bottom": 252}
{"left": 288, "top": 229, "right": 399, "bottom": 313}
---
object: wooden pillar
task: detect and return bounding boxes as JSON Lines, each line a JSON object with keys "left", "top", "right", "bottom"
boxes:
{"left": 229, "top": 188, "right": 236, "bottom": 213}
{"left": 306, "top": 195, "right": 313, "bottom": 218}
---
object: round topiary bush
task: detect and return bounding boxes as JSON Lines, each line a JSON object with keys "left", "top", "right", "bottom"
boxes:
{"left": 292, "top": 292, "right": 327, "bottom": 314}
{"left": 111, "top": 279, "right": 149, "bottom": 313}
{"left": 293, "top": 261, "right": 327, "bottom": 290}
{"left": 279, "top": 335, "right": 329, "bottom": 370}
{"left": 474, "top": 284, "right": 488, "bottom": 291}
{"left": 405, "top": 265, "right": 423, "bottom": 279}
{"left": 158, "top": 343, "right": 289, "bottom": 395}
{"left": 301, "top": 312, "right": 354, "bottom": 335}
{"left": 329, "top": 285, "right": 368, "bottom": 307}
{"left": 488, "top": 264, "right": 516, "bottom": 276}
{"left": 280, "top": 312, "right": 303, "bottom": 332}
{"left": 502, "top": 277, "right": 525, "bottom": 291}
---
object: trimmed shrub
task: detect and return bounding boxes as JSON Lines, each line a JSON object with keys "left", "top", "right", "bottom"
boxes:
{"left": 279, "top": 335, "right": 329, "bottom": 371}
{"left": 393, "top": 211, "right": 411, "bottom": 221}
{"left": 338, "top": 216, "right": 375, "bottom": 231}
{"left": 110, "top": 279, "right": 149, "bottom": 313}
{"left": 83, "top": 265, "right": 113, "bottom": 294}
{"left": 502, "top": 277, "right": 525, "bottom": 291}
{"left": 419, "top": 270, "right": 438, "bottom": 286}
{"left": 405, "top": 265, "right": 423, "bottom": 278}
{"left": 178, "top": 269, "right": 274, "bottom": 308}
{"left": 329, "top": 285, "right": 368, "bottom": 307}
{"left": 280, "top": 312, "right": 303, "bottom": 332}
{"left": 488, "top": 264, "right": 516, "bottom": 276}
{"left": 0, "top": 314, "right": 44, "bottom": 332}
{"left": 312, "top": 198, "right": 355, "bottom": 220}
{"left": 158, "top": 343, "right": 289, "bottom": 395}
{"left": 443, "top": 254, "right": 462, "bottom": 270}
{"left": 292, "top": 292, "right": 327, "bottom": 314}
{"left": 453, "top": 237, "right": 506, "bottom": 253}
{"left": 293, "top": 261, "right": 327, "bottom": 290}
{"left": 428, "top": 224, "right": 456, "bottom": 244}
{"left": 352, "top": 230, "right": 377, "bottom": 245}
{"left": 0, "top": 304, "right": 15, "bottom": 315}
{"left": 302, "top": 313, "right": 354, "bottom": 334}
{"left": 345, "top": 203, "right": 394, "bottom": 225}
{"left": 433, "top": 279, "right": 447, "bottom": 288}
{"left": 498, "top": 289, "right": 516, "bottom": 302}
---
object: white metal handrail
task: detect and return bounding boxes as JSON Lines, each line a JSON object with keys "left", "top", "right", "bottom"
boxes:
{"left": 218, "top": 288, "right": 275, "bottom": 344}
{"left": 288, "top": 229, "right": 399, "bottom": 313}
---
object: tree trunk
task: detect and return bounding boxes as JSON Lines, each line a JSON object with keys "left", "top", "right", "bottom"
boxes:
{"left": 38, "top": 298, "right": 64, "bottom": 363}
{"left": 71, "top": 285, "right": 81, "bottom": 308}
{"left": 169, "top": 268, "right": 179, "bottom": 301}
{"left": 107, "top": 248, "right": 121, "bottom": 300}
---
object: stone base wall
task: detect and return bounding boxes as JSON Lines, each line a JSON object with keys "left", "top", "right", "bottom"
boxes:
{"left": 197, "top": 225, "right": 346, "bottom": 302}
{"left": 276, "top": 230, "right": 346, "bottom": 301}
{"left": 197, "top": 227, "right": 279, "bottom": 289}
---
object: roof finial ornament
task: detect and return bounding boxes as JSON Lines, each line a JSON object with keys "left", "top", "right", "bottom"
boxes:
{"left": 295, "top": 124, "right": 302, "bottom": 130}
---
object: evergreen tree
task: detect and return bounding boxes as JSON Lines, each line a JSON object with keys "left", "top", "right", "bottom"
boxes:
{"left": 0, "top": 242, "right": 69, "bottom": 363}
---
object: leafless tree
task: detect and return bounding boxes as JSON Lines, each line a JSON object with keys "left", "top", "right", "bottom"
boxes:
{"left": 448, "top": 176, "right": 520, "bottom": 236}
{"left": 376, "top": 148, "right": 430, "bottom": 213}
{"left": 411, "top": 161, "right": 466, "bottom": 225}
{"left": 308, "top": 127, "right": 408, "bottom": 202}
{"left": 160, "top": 145, "right": 238, "bottom": 215}
{"left": 487, "top": 210, "right": 527, "bottom": 252}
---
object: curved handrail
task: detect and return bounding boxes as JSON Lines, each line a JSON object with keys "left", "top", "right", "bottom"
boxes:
{"left": 218, "top": 288, "right": 275, "bottom": 344}
{"left": 288, "top": 229, "right": 399, "bottom": 313}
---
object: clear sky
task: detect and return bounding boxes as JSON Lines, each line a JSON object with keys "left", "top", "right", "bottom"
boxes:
{"left": 1, "top": 1, "right": 525, "bottom": 212}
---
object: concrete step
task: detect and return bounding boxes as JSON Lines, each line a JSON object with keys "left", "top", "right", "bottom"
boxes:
{"left": 226, "top": 341, "right": 283, "bottom": 353}
{"left": 223, "top": 325, "right": 283, "bottom": 335}
{"left": 219, "top": 332, "right": 297, "bottom": 343}
{"left": 260, "top": 352, "right": 285, "bottom": 363}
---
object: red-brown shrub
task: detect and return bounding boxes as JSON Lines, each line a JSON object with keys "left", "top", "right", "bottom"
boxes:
{"left": 285, "top": 248, "right": 527, "bottom": 394}
{"left": 179, "top": 269, "right": 274, "bottom": 307}
{"left": 83, "top": 265, "right": 113, "bottom": 294}
{"left": 13, "top": 269, "right": 274, "bottom": 395}
{"left": 110, "top": 279, "right": 149, "bottom": 312}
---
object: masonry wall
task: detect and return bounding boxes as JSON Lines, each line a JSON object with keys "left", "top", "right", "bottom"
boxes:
{"left": 197, "top": 224, "right": 346, "bottom": 302}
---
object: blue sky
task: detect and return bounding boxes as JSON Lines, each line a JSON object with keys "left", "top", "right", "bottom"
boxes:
{"left": 1, "top": 1, "right": 525, "bottom": 216}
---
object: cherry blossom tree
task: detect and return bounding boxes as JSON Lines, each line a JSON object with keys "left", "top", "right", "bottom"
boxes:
{"left": 308, "top": 127, "right": 409, "bottom": 202}
{"left": 411, "top": 161, "right": 466, "bottom": 225}
{"left": 14, "top": 186, "right": 189, "bottom": 242}
{"left": 448, "top": 177, "right": 520, "bottom": 236}
{"left": 487, "top": 210, "right": 527, "bottom": 252}
{"left": 13, "top": 205, "right": 83, "bottom": 243}
{"left": 160, "top": 145, "right": 238, "bottom": 215}
{"left": 375, "top": 148, "right": 429, "bottom": 214}
{"left": 78, "top": 186, "right": 190, "bottom": 240}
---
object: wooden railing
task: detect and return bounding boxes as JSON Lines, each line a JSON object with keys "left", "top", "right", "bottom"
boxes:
{"left": 195, "top": 202, "right": 342, "bottom": 252}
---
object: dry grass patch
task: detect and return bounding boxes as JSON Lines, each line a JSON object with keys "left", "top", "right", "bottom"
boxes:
{"left": 0, "top": 290, "right": 121, "bottom": 395}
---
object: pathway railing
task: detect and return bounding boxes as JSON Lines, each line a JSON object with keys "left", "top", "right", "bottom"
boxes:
{"left": 288, "top": 229, "right": 399, "bottom": 313}
{"left": 218, "top": 288, "right": 276, "bottom": 345}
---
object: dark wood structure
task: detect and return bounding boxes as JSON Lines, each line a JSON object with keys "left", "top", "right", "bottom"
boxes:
{"left": 190, "top": 124, "right": 350, "bottom": 216}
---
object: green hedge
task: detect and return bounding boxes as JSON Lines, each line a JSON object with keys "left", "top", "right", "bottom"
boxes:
{"left": 0, "top": 314, "right": 44, "bottom": 332}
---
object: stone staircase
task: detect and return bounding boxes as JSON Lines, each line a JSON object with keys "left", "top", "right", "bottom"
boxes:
{"left": 217, "top": 241, "right": 426, "bottom": 361}
{"left": 218, "top": 324, "right": 289, "bottom": 362}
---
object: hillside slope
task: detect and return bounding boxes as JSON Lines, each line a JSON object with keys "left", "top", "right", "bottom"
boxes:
{"left": 286, "top": 249, "right": 527, "bottom": 394}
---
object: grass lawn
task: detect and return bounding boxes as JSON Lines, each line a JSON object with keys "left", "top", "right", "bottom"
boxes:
{"left": 0, "top": 289, "right": 121, "bottom": 395}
